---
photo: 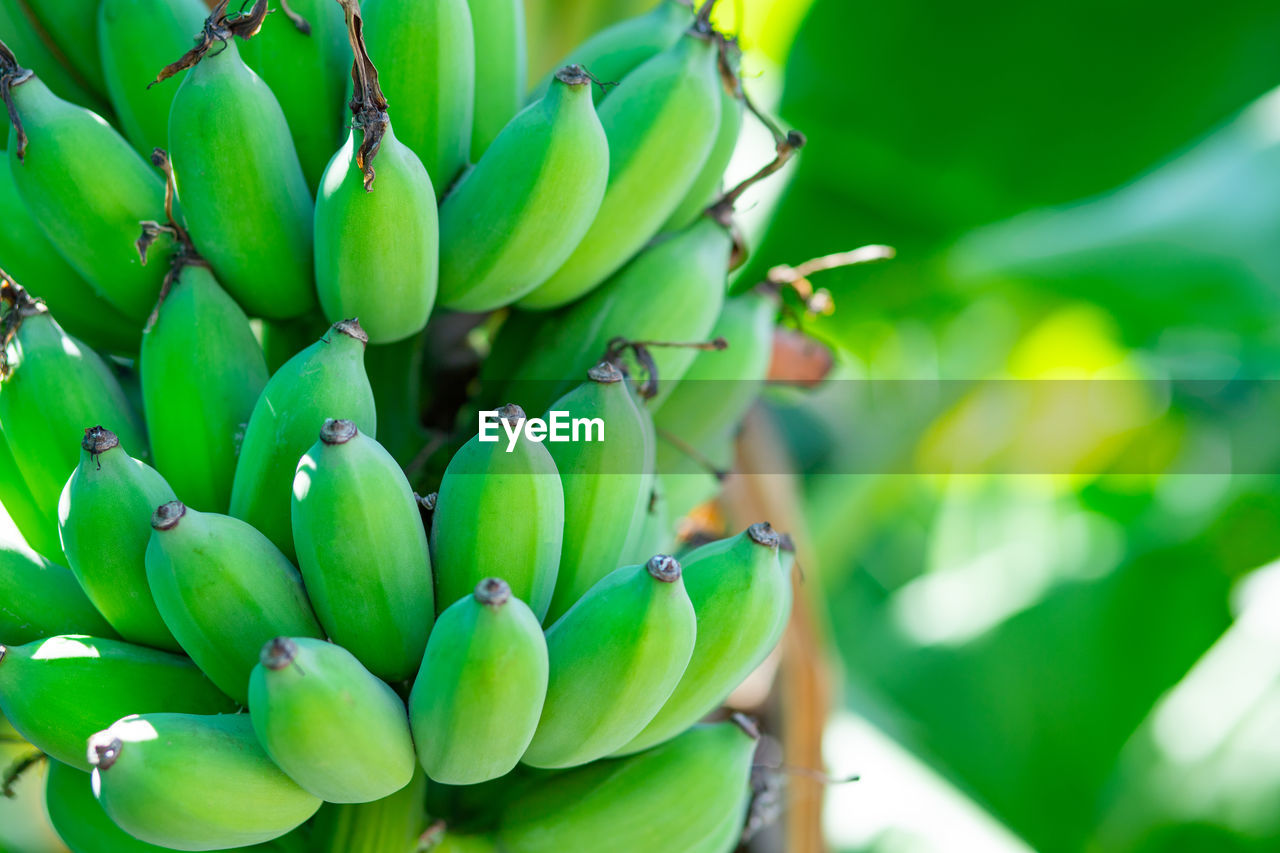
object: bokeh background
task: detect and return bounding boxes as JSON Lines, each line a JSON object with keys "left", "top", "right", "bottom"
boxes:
{"left": 6, "top": 1, "right": 1280, "bottom": 851}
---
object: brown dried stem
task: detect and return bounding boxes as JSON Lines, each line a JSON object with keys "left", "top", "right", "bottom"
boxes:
{"left": 150, "top": 0, "right": 269, "bottom": 88}
{"left": 338, "top": 0, "right": 389, "bottom": 191}
{"left": 0, "top": 40, "right": 33, "bottom": 160}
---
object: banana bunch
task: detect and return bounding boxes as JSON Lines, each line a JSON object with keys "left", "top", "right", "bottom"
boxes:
{"left": 0, "top": 0, "right": 819, "bottom": 849}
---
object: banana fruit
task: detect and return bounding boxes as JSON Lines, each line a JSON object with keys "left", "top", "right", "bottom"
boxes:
{"left": 249, "top": 637, "right": 417, "bottom": 803}
{"left": 0, "top": 634, "right": 235, "bottom": 770}
{"left": 0, "top": 0, "right": 109, "bottom": 114}
{"left": 516, "top": 25, "right": 724, "bottom": 309}
{"left": 522, "top": 555, "right": 696, "bottom": 769}
{"left": 436, "top": 65, "right": 608, "bottom": 313}
{"left": 145, "top": 501, "right": 324, "bottom": 703}
{"left": 314, "top": 0, "right": 438, "bottom": 345}
{"left": 291, "top": 419, "right": 433, "bottom": 683}
{"left": 543, "top": 363, "right": 654, "bottom": 624}
{"left": 140, "top": 259, "right": 270, "bottom": 513}
{"left": 98, "top": 0, "right": 209, "bottom": 158}
{"left": 0, "top": 278, "right": 147, "bottom": 554}
{"left": 466, "top": 0, "right": 525, "bottom": 159}
{"left": 0, "top": 427, "right": 64, "bottom": 561}
{"left": 10, "top": 0, "right": 107, "bottom": 102}
{"left": 3, "top": 45, "right": 169, "bottom": 321}
{"left": 616, "top": 523, "right": 790, "bottom": 755}
{"left": 409, "top": 578, "right": 548, "bottom": 785}
{"left": 89, "top": 712, "right": 322, "bottom": 850}
{"left": 57, "top": 426, "right": 180, "bottom": 651}
{"left": 498, "top": 718, "right": 758, "bottom": 853}
{"left": 361, "top": 0, "right": 474, "bottom": 194}
{"left": 431, "top": 404, "right": 564, "bottom": 622}
{"left": 0, "top": 518, "right": 116, "bottom": 645}
{"left": 160, "top": 5, "right": 316, "bottom": 320}
{"left": 229, "top": 318, "right": 376, "bottom": 561}
{"left": 312, "top": 767, "right": 428, "bottom": 853}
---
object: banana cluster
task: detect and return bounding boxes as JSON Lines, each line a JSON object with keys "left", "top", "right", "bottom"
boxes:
{"left": 0, "top": 0, "right": 804, "bottom": 850}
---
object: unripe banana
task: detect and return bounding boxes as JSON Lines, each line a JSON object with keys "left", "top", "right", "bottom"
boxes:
{"left": 409, "top": 578, "right": 548, "bottom": 785}
{"left": 88, "top": 712, "right": 322, "bottom": 850}
{"left": 312, "top": 767, "right": 428, "bottom": 853}
{"left": 2, "top": 47, "right": 169, "bottom": 321}
{"left": 314, "top": 0, "right": 438, "bottom": 345}
{"left": 0, "top": 151, "right": 140, "bottom": 354}
{"left": 430, "top": 834, "right": 500, "bottom": 853}
{"left": 0, "top": 0, "right": 110, "bottom": 113}
{"left": 466, "top": 0, "right": 525, "bottom": 159}
{"left": 662, "top": 41, "right": 743, "bottom": 232}
{"left": 485, "top": 215, "right": 733, "bottom": 415}
{"left": 239, "top": 0, "right": 349, "bottom": 191}
{"left": 616, "top": 523, "right": 790, "bottom": 755}
{"left": 436, "top": 66, "right": 608, "bottom": 313}
{"left": 530, "top": 0, "right": 691, "bottom": 104}
{"left": 248, "top": 637, "right": 416, "bottom": 803}
{"left": 57, "top": 426, "right": 180, "bottom": 651}
{"left": 431, "top": 404, "right": 564, "bottom": 622}
{"left": 618, "top": 483, "right": 673, "bottom": 567}
{"left": 46, "top": 758, "right": 306, "bottom": 853}
{"left": 229, "top": 318, "right": 376, "bottom": 561}
{"left": 258, "top": 312, "right": 328, "bottom": 374}
{"left": 0, "top": 281, "right": 147, "bottom": 553}
{"left": 141, "top": 261, "right": 270, "bottom": 512}
{"left": 364, "top": 332, "right": 428, "bottom": 468}
{"left": 361, "top": 0, "right": 474, "bottom": 193}
{"left": 98, "top": 0, "right": 208, "bottom": 158}
{"left": 0, "top": 427, "right": 62, "bottom": 560}
{"left": 10, "top": 1, "right": 107, "bottom": 101}
{"left": 522, "top": 555, "right": 696, "bottom": 769}
{"left": 1, "top": 517, "right": 116, "bottom": 644}
{"left": 0, "top": 635, "right": 235, "bottom": 770}
{"left": 291, "top": 419, "right": 433, "bottom": 682}
{"left": 499, "top": 719, "right": 758, "bottom": 853}
{"left": 145, "top": 501, "right": 324, "bottom": 702}
{"left": 516, "top": 27, "right": 723, "bottom": 309}
{"left": 161, "top": 15, "right": 316, "bottom": 320}
{"left": 542, "top": 363, "right": 653, "bottom": 624}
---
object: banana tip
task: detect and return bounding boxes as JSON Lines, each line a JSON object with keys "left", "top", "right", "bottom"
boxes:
{"left": 0, "top": 645, "right": 7, "bottom": 665}
{"left": 587, "top": 361, "right": 624, "bottom": 384}
{"left": 497, "top": 403, "right": 526, "bottom": 425}
{"left": 646, "top": 554, "right": 682, "bottom": 583}
{"left": 555, "top": 65, "right": 593, "bottom": 87}
{"left": 260, "top": 637, "right": 299, "bottom": 670}
{"left": 731, "top": 713, "right": 761, "bottom": 741}
{"left": 474, "top": 578, "right": 511, "bottom": 607}
{"left": 87, "top": 734, "right": 123, "bottom": 771}
{"left": 416, "top": 492, "right": 438, "bottom": 513}
{"left": 151, "top": 501, "right": 187, "bottom": 531}
{"left": 81, "top": 426, "right": 119, "bottom": 454}
{"left": 320, "top": 418, "right": 358, "bottom": 445}
{"left": 332, "top": 318, "right": 369, "bottom": 346}
{"left": 748, "top": 522, "right": 781, "bottom": 549}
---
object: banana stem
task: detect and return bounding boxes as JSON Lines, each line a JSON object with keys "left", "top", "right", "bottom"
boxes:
{"left": 760, "top": 245, "right": 896, "bottom": 317}
{"left": 0, "top": 270, "right": 47, "bottom": 379}
{"left": 337, "top": 0, "right": 390, "bottom": 191}
{"left": 151, "top": 0, "right": 270, "bottom": 87}
{"left": 656, "top": 427, "right": 730, "bottom": 480}
{"left": 0, "top": 750, "right": 43, "bottom": 799}
{"left": 0, "top": 40, "right": 33, "bottom": 160}
{"left": 135, "top": 148, "right": 210, "bottom": 323}
{"left": 276, "top": 0, "right": 312, "bottom": 35}
{"left": 603, "top": 336, "right": 728, "bottom": 399}
{"left": 708, "top": 129, "right": 806, "bottom": 226}
{"left": 695, "top": 0, "right": 720, "bottom": 28}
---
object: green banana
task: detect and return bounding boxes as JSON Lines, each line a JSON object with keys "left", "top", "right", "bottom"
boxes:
{"left": 364, "top": 332, "right": 428, "bottom": 468}
{"left": 484, "top": 214, "right": 733, "bottom": 415}
{"left": 291, "top": 419, "right": 433, "bottom": 683}
{"left": 430, "top": 834, "right": 499, "bottom": 853}
{"left": 654, "top": 290, "right": 775, "bottom": 519}
{"left": 0, "top": 515, "right": 116, "bottom": 644}
{"left": 466, "top": 0, "right": 525, "bottom": 160}
{"left": 314, "top": 0, "right": 438, "bottom": 345}
{"left": 11, "top": 0, "right": 107, "bottom": 101}
{"left": 361, "top": 0, "right": 474, "bottom": 193}
{"left": 0, "top": 426, "right": 62, "bottom": 560}
{"left": 431, "top": 404, "right": 564, "bottom": 622}
{"left": 160, "top": 4, "right": 316, "bottom": 320}
{"left": 522, "top": 555, "right": 696, "bottom": 769}
{"left": 498, "top": 719, "right": 758, "bottom": 853}
{"left": 662, "top": 38, "right": 742, "bottom": 232}
{"left": 0, "top": 0, "right": 111, "bottom": 113}
{"left": 2, "top": 45, "right": 169, "bottom": 321}
{"left": 229, "top": 318, "right": 376, "bottom": 561}
{"left": 0, "top": 635, "right": 235, "bottom": 770}
{"left": 258, "top": 312, "right": 328, "bottom": 375}
{"left": 516, "top": 25, "right": 723, "bottom": 309}
{"left": 436, "top": 65, "right": 608, "bottom": 313}
{"left": 0, "top": 150, "right": 140, "bottom": 354}
{"left": 542, "top": 363, "right": 654, "bottom": 624}
{"left": 141, "top": 260, "right": 270, "bottom": 512}
{"left": 145, "top": 501, "right": 325, "bottom": 703}
{"left": 239, "top": 0, "right": 349, "bottom": 191}
{"left": 409, "top": 578, "right": 548, "bottom": 785}
{"left": 88, "top": 712, "right": 322, "bottom": 850}
{"left": 249, "top": 637, "right": 417, "bottom": 803}
{"left": 312, "top": 767, "right": 428, "bottom": 853}
{"left": 529, "top": 0, "right": 691, "bottom": 104}
{"left": 46, "top": 758, "right": 308, "bottom": 853}
{"left": 615, "top": 523, "right": 789, "bottom": 755}
{"left": 0, "top": 279, "right": 147, "bottom": 554}
{"left": 618, "top": 482, "right": 673, "bottom": 567}
{"left": 98, "top": 0, "right": 208, "bottom": 158}
{"left": 57, "top": 426, "right": 180, "bottom": 651}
